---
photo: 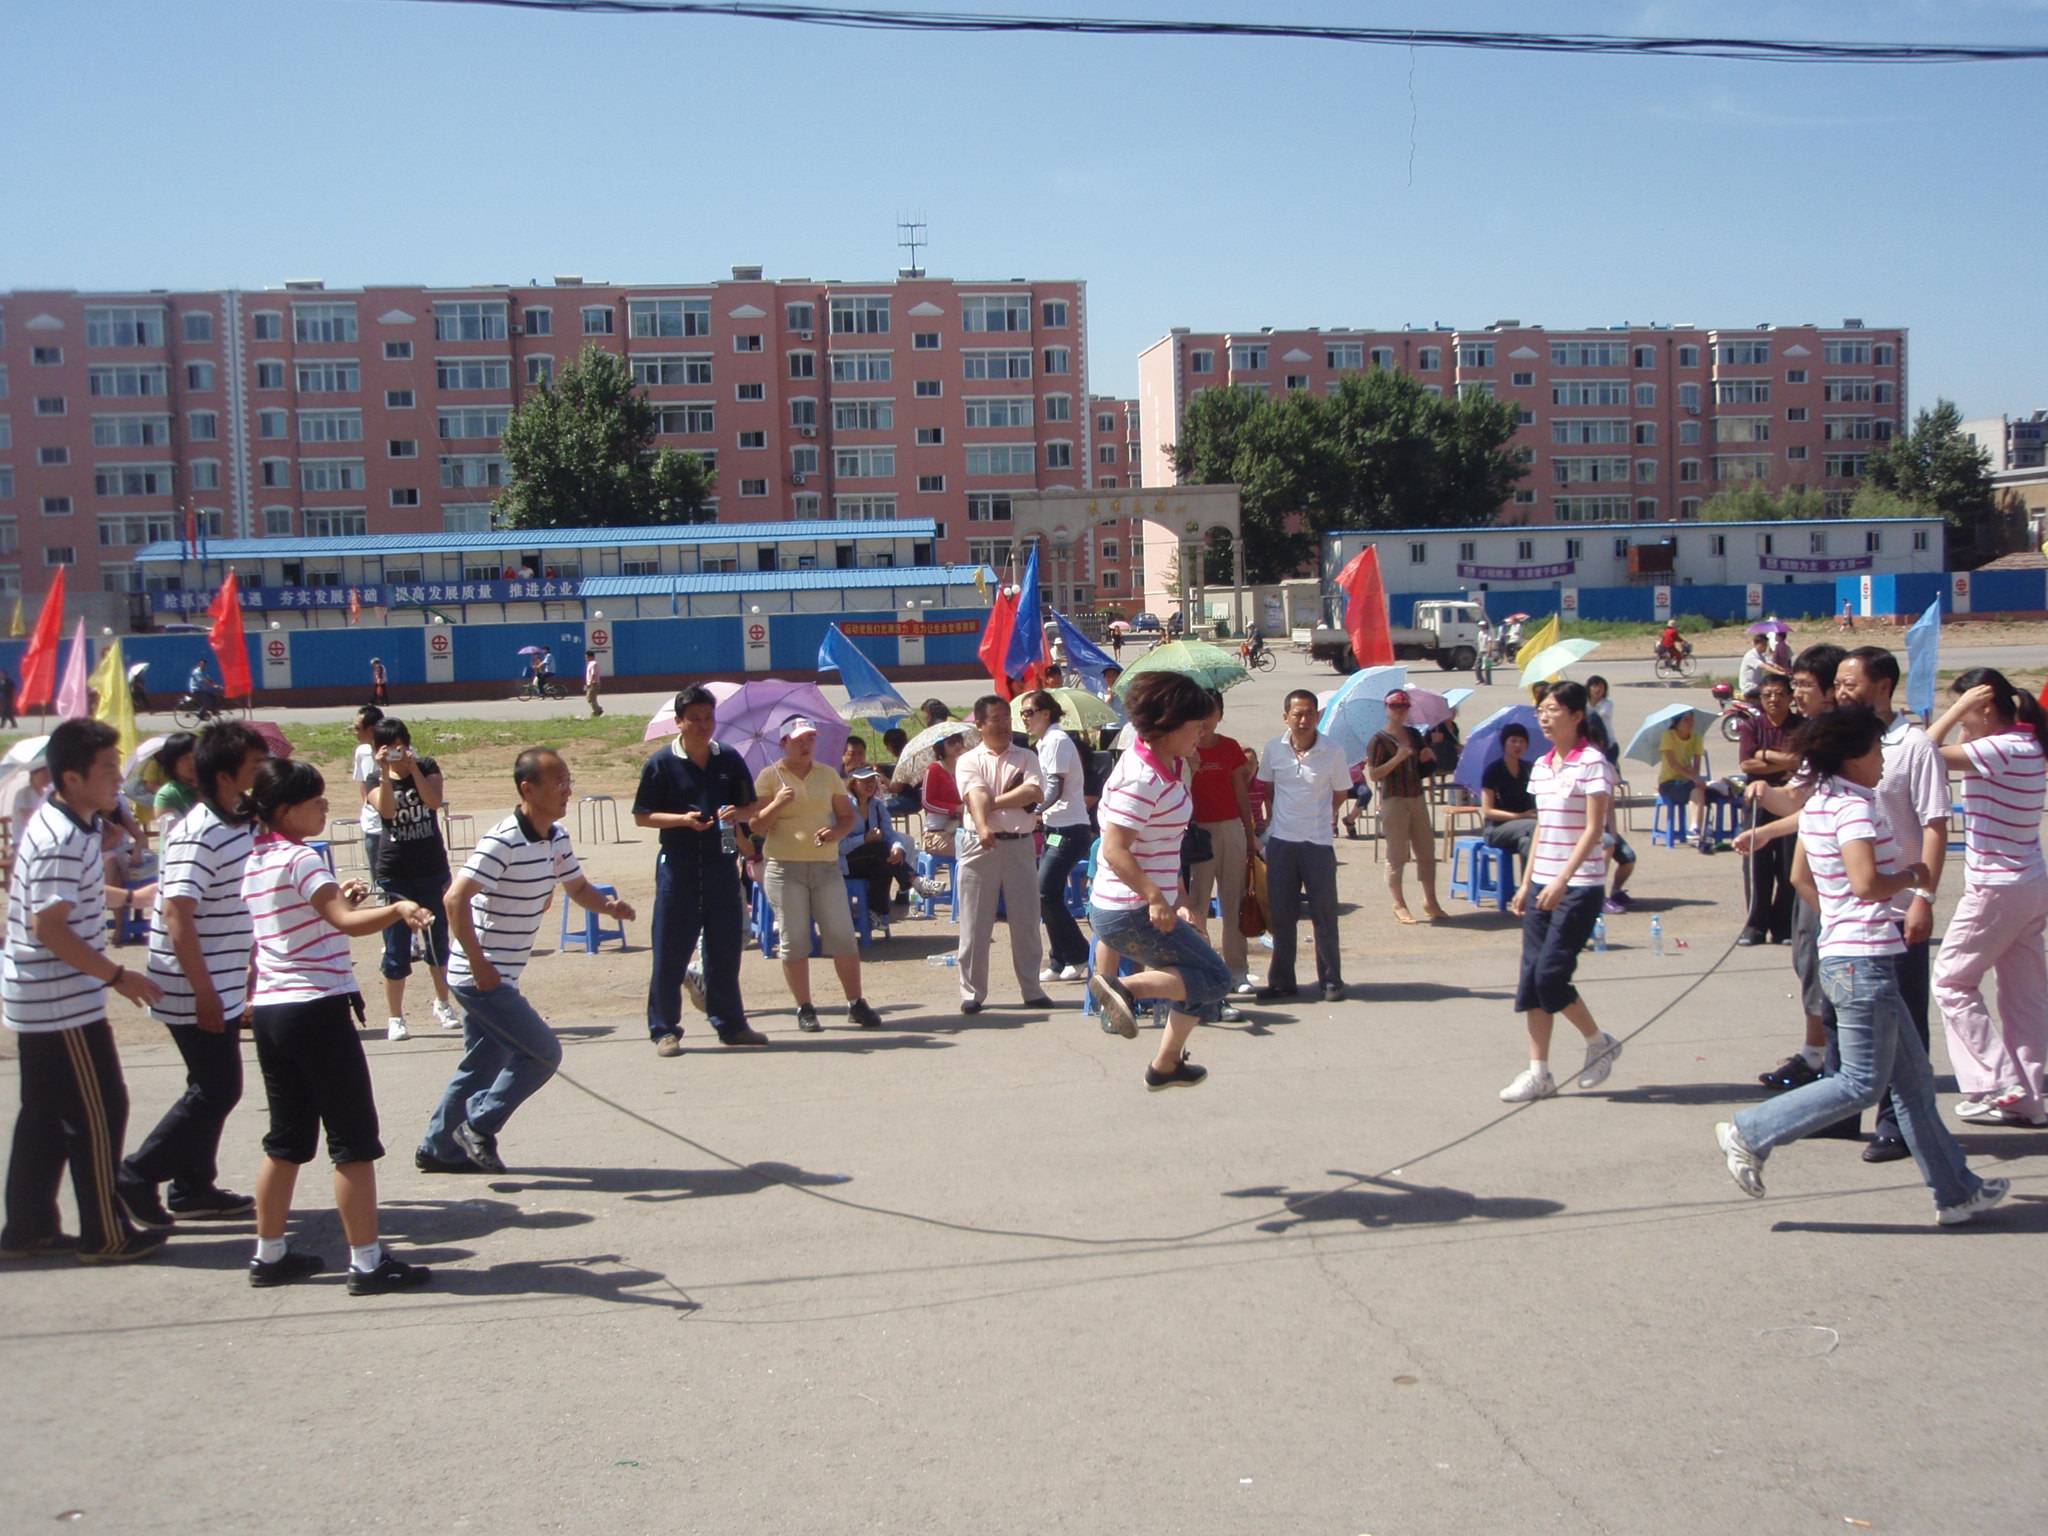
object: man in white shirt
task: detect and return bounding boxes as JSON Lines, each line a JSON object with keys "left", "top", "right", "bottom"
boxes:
{"left": 1255, "top": 689, "right": 1351, "bottom": 1003}
{"left": 953, "top": 695, "right": 1048, "bottom": 1014}
{"left": 352, "top": 705, "right": 384, "bottom": 880}
{"left": 1738, "top": 633, "right": 1785, "bottom": 700}
{"left": 1836, "top": 646, "right": 1949, "bottom": 1163}
{"left": 1019, "top": 689, "right": 1092, "bottom": 983}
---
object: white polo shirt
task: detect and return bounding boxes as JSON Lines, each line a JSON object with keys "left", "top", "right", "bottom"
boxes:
{"left": 1874, "top": 712, "right": 1950, "bottom": 916}
{"left": 1256, "top": 731, "right": 1349, "bottom": 846}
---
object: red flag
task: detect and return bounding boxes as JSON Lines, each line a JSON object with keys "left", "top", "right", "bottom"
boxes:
{"left": 18, "top": 567, "right": 67, "bottom": 710}
{"left": 1335, "top": 546, "right": 1395, "bottom": 668}
{"left": 208, "top": 571, "right": 253, "bottom": 699}
{"left": 977, "top": 587, "right": 1019, "bottom": 699}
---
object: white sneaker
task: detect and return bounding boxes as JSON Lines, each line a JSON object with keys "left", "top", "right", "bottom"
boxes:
{"left": 386, "top": 1017, "right": 410, "bottom": 1042}
{"left": 1233, "top": 977, "right": 1260, "bottom": 995}
{"left": 1936, "top": 1177, "right": 2011, "bottom": 1226}
{"left": 1058, "top": 964, "right": 1085, "bottom": 982}
{"left": 433, "top": 1000, "right": 463, "bottom": 1031}
{"left": 1716, "top": 1121, "right": 1765, "bottom": 1198}
{"left": 682, "top": 962, "right": 708, "bottom": 1014}
{"left": 1498, "top": 1067, "right": 1556, "bottom": 1103}
{"left": 1577, "top": 1031, "right": 1623, "bottom": 1090}
{"left": 1039, "top": 967, "right": 1061, "bottom": 983}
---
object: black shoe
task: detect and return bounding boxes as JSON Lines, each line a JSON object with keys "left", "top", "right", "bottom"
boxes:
{"left": 249, "top": 1250, "right": 327, "bottom": 1288}
{"left": 167, "top": 1186, "right": 256, "bottom": 1220}
{"left": 454, "top": 1122, "right": 506, "bottom": 1174}
{"left": 1321, "top": 982, "right": 1346, "bottom": 1003}
{"left": 1020, "top": 995, "right": 1056, "bottom": 1009}
{"left": 115, "top": 1168, "right": 174, "bottom": 1232}
{"left": 347, "top": 1255, "right": 432, "bottom": 1296}
{"left": 847, "top": 999, "right": 883, "bottom": 1029}
{"left": 717, "top": 1024, "right": 769, "bottom": 1047}
{"left": 1735, "top": 929, "right": 1765, "bottom": 948}
{"left": 1255, "top": 985, "right": 1300, "bottom": 1004}
{"left": 1145, "top": 1050, "right": 1209, "bottom": 1092}
{"left": 415, "top": 1148, "right": 486, "bottom": 1175}
{"left": 0, "top": 1231, "right": 80, "bottom": 1260}
{"left": 1759, "top": 1054, "right": 1823, "bottom": 1092}
{"left": 76, "top": 1230, "right": 167, "bottom": 1265}
{"left": 960, "top": 1000, "right": 982, "bottom": 1016}
{"left": 1862, "top": 1136, "right": 1911, "bottom": 1164}
{"left": 1089, "top": 974, "right": 1138, "bottom": 1039}
{"left": 795, "top": 1004, "right": 822, "bottom": 1032}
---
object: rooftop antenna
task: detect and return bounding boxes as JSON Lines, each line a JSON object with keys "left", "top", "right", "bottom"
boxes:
{"left": 896, "top": 213, "right": 927, "bottom": 279}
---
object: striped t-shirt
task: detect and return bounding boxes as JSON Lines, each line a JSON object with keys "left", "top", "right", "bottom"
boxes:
{"left": 145, "top": 801, "right": 256, "bottom": 1026}
{"left": 1958, "top": 730, "right": 2047, "bottom": 886}
{"left": 243, "top": 833, "right": 356, "bottom": 1005}
{"left": 1528, "top": 744, "right": 1616, "bottom": 888}
{"left": 1799, "top": 781, "right": 1906, "bottom": 958}
{"left": 446, "top": 813, "right": 582, "bottom": 989}
{"left": 1091, "top": 743, "right": 1191, "bottom": 909}
{"left": 2, "top": 799, "right": 109, "bottom": 1034}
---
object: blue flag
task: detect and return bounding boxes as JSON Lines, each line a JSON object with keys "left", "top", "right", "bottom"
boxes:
{"left": 1003, "top": 541, "right": 1044, "bottom": 682}
{"left": 1904, "top": 597, "right": 1941, "bottom": 722}
{"left": 1053, "top": 609, "right": 1115, "bottom": 690}
{"left": 817, "top": 622, "right": 911, "bottom": 721}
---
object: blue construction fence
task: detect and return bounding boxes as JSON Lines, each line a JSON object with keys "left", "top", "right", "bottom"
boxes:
{"left": 1835, "top": 568, "right": 2047, "bottom": 618}
{"left": 1388, "top": 582, "right": 1841, "bottom": 628}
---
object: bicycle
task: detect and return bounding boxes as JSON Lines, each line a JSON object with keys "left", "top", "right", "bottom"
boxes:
{"left": 1240, "top": 644, "right": 1277, "bottom": 673}
{"left": 1652, "top": 643, "right": 1697, "bottom": 682}
{"left": 172, "top": 694, "right": 225, "bottom": 730}
{"left": 517, "top": 674, "right": 566, "bottom": 701}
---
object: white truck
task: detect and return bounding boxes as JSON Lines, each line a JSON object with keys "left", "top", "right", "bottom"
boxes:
{"left": 1309, "top": 598, "right": 1486, "bottom": 674}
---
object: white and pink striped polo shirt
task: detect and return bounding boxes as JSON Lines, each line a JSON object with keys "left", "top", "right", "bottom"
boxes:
{"left": 1091, "top": 741, "right": 1192, "bottom": 910}
{"left": 1800, "top": 781, "right": 1906, "bottom": 958}
{"left": 1528, "top": 743, "right": 1616, "bottom": 888}
{"left": 1958, "top": 730, "right": 2047, "bottom": 886}
{"left": 243, "top": 833, "right": 358, "bottom": 1005}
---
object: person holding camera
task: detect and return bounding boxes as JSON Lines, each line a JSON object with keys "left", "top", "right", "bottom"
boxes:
{"left": 371, "top": 718, "right": 461, "bottom": 1041}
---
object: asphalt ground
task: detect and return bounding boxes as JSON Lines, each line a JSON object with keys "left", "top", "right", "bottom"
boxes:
{"left": 3, "top": 641, "right": 2046, "bottom": 1534}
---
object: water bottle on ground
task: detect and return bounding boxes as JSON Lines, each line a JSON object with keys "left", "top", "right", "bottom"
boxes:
{"left": 1649, "top": 916, "right": 1664, "bottom": 957}
{"left": 925, "top": 953, "right": 958, "bottom": 967}
{"left": 1593, "top": 917, "right": 1607, "bottom": 953}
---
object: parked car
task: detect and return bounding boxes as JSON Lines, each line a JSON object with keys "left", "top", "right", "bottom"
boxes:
{"left": 1130, "top": 612, "right": 1162, "bottom": 632}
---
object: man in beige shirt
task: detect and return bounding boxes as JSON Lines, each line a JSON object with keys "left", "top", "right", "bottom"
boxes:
{"left": 954, "top": 695, "right": 1048, "bottom": 1014}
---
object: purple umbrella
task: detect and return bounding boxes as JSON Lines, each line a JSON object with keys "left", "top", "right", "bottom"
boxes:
{"left": 710, "top": 679, "right": 851, "bottom": 775}
{"left": 517, "top": 645, "right": 549, "bottom": 656}
{"left": 1746, "top": 621, "right": 1790, "bottom": 636}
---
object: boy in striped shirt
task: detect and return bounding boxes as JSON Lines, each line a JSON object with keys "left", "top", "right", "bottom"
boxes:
{"left": 120, "top": 721, "right": 270, "bottom": 1228}
{"left": 1717, "top": 705, "right": 2007, "bottom": 1225}
{"left": 417, "top": 749, "right": 635, "bottom": 1174}
{"left": 1, "top": 719, "right": 167, "bottom": 1265}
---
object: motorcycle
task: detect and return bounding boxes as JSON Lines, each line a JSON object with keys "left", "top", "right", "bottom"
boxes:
{"left": 1712, "top": 681, "right": 1757, "bottom": 744}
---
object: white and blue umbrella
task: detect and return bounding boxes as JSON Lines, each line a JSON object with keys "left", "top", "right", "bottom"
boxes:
{"left": 1622, "top": 703, "right": 1719, "bottom": 769}
{"left": 1318, "top": 664, "right": 1406, "bottom": 764}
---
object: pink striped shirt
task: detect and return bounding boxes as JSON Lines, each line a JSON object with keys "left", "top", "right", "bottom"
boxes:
{"left": 1958, "top": 730, "right": 2047, "bottom": 886}
{"left": 1091, "top": 742, "right": 1192, "bottom": 909}
{"left": 243, "top": 833, "right": 358, "bottom": 1005}
{"left": 1528, "top": 744, "right": 1615, "bottom": 887}
{"left": 1799, "top": 782, "right": 1906, "bottom": 958}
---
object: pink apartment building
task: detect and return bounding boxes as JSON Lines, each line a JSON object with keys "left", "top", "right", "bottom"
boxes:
{"left": 0, "top": 270, "right": 1095, "bottom": 629}
{"left": 1083, "top": 394, "right": 1144, "bottom": 607}
{"left": 1138, "top": 320, "right": 1907, "bottom": 531}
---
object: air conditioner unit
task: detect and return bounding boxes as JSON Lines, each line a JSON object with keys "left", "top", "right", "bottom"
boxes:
{"left": 801, "top": 425, "right": 817, "bottom": 438}
{"left": 799, "top": 330, "right": 813, "bottom": 341}
{"left": 1686, "top": 405, "right": 1701, "bottom": 415}
{"left": 509, "top": 326, "right": 523, "bottom": 336}
{"left": 790, "top": 473, "right": 807, "bottom": 486}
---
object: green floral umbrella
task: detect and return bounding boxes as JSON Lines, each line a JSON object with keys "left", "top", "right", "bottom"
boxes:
{"left": 1113, "top": 639, "right": 1250, "bottom": 697}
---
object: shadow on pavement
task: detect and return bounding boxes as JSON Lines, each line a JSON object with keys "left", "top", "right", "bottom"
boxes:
{"left": 1345, "top": 980, "right": 1515, "bottom": 1005}
{"left": 433, "top": 1253, "right": 699, "bottom": 1311}
{"left": 1772, "top": 1198, "right": 2048, "bottom": 1237}
{"left": 1223, "top": 1171, "right": 1564, "bottom": 1234}
{"left": 487, "top": 1162, "right": 848, "bottom": 1203}
{"left": 1600, "top": 1080, "right": 1769, "bottom": 1107}
{"left": 144, "top": 1196, "right": 593, "bottom": 1271}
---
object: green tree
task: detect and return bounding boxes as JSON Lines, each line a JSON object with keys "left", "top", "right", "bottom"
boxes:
{"left": 495, "top": 344, "right": 717, "bottom": 529}
{"left": 1165, "top": 371, "right": 1526, "bottom": 584}
{"left": 1699, "top": 485, "right": 1829, "bottom": 522}
{"left": 1863, "top": 399, "right": 1996, "bottom": 552}
{"left": 1843, "top": 485, "right": 1925, "bottom": 520}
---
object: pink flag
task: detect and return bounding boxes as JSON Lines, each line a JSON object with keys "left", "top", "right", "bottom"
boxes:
{"left": 54, "top": 618, "right": 91, "bottom": 719}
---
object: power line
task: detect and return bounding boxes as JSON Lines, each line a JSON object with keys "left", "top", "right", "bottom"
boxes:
{"left": 393, "top": 0, "right": 2048, "bottom": 65}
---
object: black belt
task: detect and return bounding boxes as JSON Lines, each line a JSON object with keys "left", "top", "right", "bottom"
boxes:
{"left": 988, "top": 831, "right": 1028, "bottom": 841}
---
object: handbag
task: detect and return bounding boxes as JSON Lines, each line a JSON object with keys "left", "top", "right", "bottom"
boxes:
{"left": 1238, "top": 849, "right": 1269, "bottom": 939}
{"left": 1180, "top": 822, "right": 1215, "bottom": 868}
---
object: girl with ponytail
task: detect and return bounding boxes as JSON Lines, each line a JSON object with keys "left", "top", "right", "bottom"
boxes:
{"left": 1927, "top": 668, "right": 2048, "bottom": 1127}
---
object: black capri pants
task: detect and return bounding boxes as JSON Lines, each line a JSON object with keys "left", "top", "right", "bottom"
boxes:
{"left": 250, "top": 994, "right": 385, "bottom": 1165}
{"left": 1515, "top": 884, "right": 1605, "bottom": 1015}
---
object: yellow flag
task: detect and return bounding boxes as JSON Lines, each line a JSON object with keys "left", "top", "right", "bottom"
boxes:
{"left": 974, "top": 567, "right": 989, "bottom": 604}
{"left": 6, "top": 596, "right": 21, "bottom": 637}
{"left": 90, "top": 637, "right": 137, "bottom": 766}
{"left": 1514, "top": 614, "right": 1559, "bottom": 677}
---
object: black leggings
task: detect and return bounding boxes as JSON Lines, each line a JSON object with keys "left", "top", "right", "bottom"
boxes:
{"left": 1515, "top": 885, "right": 1604, "bottom": 1015}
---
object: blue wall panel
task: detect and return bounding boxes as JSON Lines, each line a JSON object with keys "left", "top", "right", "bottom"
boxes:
{"left": 612, "top": 617, "right": 743, "bottom": 678}
{"left": 287, "top": 625, "right": 424, "bottom": 690}
{"left": 1576, "top": 588, "right": 1652, "bottom": 622}
{"left": 771, "top": 609, "right": 905, "bottom": 672}
{"left": 455, "top": 621, "right": 585, "bottom": 684}
{"left": 922, "top": 608, "right": 988, "bottom": 668}
{"left": 1971, "top": 569, "right": 2044, "bottom": 614}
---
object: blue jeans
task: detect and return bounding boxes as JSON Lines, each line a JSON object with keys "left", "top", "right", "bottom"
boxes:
{"left": 1037, "top": 827, "right": 1092, "bottom": 970}
{"left": 380, "top": 872, "right": 451, "bottom": 979}
{"left": 1734, "top": 954, "right": 1982, "bottom": 1210}
{"left": 1088, "top": 902, "right": 1234, "bottom": 1024}
{"left": 420, "top": 982, "right": 562, "bottom": 1157}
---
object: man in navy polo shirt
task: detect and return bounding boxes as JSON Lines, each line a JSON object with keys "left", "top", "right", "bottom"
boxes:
{"left": 633, "top": 686, "right": 764, "bottom": 1055}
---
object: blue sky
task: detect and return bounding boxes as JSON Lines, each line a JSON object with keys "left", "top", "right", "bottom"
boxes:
{"left": 5, "top": 1, "right": 2046, "bottom": 415}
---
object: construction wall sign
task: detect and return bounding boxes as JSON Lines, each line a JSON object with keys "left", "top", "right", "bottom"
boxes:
{"left": 743, "top": 615, "right": 772, "bottom": 671}
{"left": 424, "top": 625, "right": 454, "bottom": 683}
{"left": 261, "top": 634, "right": 291, "bottom": 690}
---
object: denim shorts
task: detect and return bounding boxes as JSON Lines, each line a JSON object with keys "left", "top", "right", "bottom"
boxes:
{"left": 1087, "top": 901, "right": 1234, "bottom": 1024}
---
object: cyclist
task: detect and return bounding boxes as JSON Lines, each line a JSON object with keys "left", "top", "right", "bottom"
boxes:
{"left": 1656, "top": 621, "right": 1687, "bottom": 667}
{"left": 1241, "top": 621, "right": 1266, "bottom": 668}
{"left": 186, "top": 659, "right": 223, "bottom": 718}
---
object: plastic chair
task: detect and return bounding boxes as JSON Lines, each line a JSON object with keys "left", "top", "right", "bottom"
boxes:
{"left": 305, "top": 840, "right": 337, "bottom": 878}
{"left": 913, "top": 848, "right": 958, "bottom": 921}
{"left": 1651, "top": 797, "right": 1691, "bottom": 848}
{"left": 560, "top": 881, "right": 628, "bottom": 954}
{"left": 1064, "top": 841, "right": 1095, "bottom": 919}
{"left": 115, "top": 882, "right": 150, "bottom": 946}
{"left": 1448, "top": 837, "right": 1514, "bottom": 910}
{"left": 577, "top": 795, "right": 620, "bottom": 844}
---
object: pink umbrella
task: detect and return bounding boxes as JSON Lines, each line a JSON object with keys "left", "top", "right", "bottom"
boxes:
{"left": 642, "top": 680, "right": 745, "bottom": 742}
{"left": 1402, "top": 688, "right": 1455, "bottom": 728}
{"left": 247, "top": 721, "right": 295, "bottom": 758}
{"left": 713, "top": 680, "right": 850, "bottom": 774}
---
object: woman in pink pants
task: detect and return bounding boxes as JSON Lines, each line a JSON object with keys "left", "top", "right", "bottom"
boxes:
{"left": 1929, "top": 668, "right": 2048, "bottom": 1127}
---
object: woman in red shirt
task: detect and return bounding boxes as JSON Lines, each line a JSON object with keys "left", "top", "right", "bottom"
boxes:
{"left": 1183, "top": 689, "right": 1260, "bottom": 997}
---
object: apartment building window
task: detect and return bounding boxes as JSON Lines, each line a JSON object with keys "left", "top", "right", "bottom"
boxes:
{"left": 963, "top": 446, "right": 1032, "bottom": 476}
{"left": 91, "top": 414, "right": 175, "bottom": 448}
{"left": 1677, "top": 345, "right": 1700, "bottom": 368}
{"left": 1190, "top": 349, "right": 1214, "bottom": 374}
{"left": 1786, "top": 445, "right": 1810, "bottom": 462}
{"left": 185, "top": 362, "right": 215, "bottom": 391}
{"left": 733, "top": 334, "right": 762, "bottom": 353}
{"left": 1679, "top": 459, "right": 1701, "bottom": 482}
{"left": 1716, "top": 417, "right": 1771, "bottom": 443}
{"left": 735, "top": 381, "right": 764, "bottom": 401}
{"left": 832, "top": 352, "right": 891, "bottom": 383}
{"left": 1408, "top": 542, "right": 1427, "bottom": 564}
{"left": 1633, "top": 346, "right": 1656, "bottom": 368}
{"left": 1636, "top": 460, "right": 1657, "bottom": 483}
{"left": 96, "top": 512, "right": 176, "bottom": 547}
{"left": 1674, "top": 498, "right": 1697, "bottom": 519}
{"left": 1786, "top": 406, "right": 1808, "bottom": 422}
{"left": 785, "top": 303, "right": 815, "bottom": 332}
{"left": 630, "top": 297, "right": 712, "bottom": 338}
{"left": 789, "top": 398, "right": 818, "bottom": 430}
{"left": 39, "top": 446, "right": 69, "bottom": 466}
{"left": 834, "top": 399, "right": 893, "bottom": 431}
{"left": 1551, "top": 341, "right": 1628, "bottom": 367}
{"left": 1101, "top": 539, "right": 1120, "bottom": 560}
{"left": 523, "top": 308, "right": 551, "bottom": 336}
{"left": 1098, "top": 444, "right": 1119, "bottom": 464}
{"left": 437, "top": 407, "right": 508, "bottom": 440}
{"left": 292, "top": 361, "right": 359, "bottom": 394}
{"left": 1553, "top": 418, "right": 1628, "bottom": 445}
{"left": 1553, "top": 456, "right": 1630, "bottom": 484}
{"left": 581, "top": 306, "right": 614, "bottom": 335}
{"left": 181, "top": 312, "right": 212, "bottom": 344}
{"left": 1365, "top": 347, "right": 1392, "bottom": 369}
{"left": 1874, "top": 344, "right": 1896, "bottom": 366}
{"left": 45, "top": 546, "right": 75, "bottom": 565}
{"left": 1418, "top": 347, "right": 1442, "bottom": 370}
{"left": 526, "top": 357, "right": 553, "bottom": 385}
{"left": 261, "top": 506, "right": 292, "bottom": 535}
{"left": 300, "top": 459, "right": 365, "bottom": 492}
{"left": 258, "top": 459, "right": 289, "bottom": 488}
{"left": 1632, "top": 384, "right": 1655, "bottom": 407}
{"left": 1045, "top": 441, "right": 1072, "bottom": 469}
{"left": 918, "top": 474, "right": 945, "bottom": 492}
{"left": 966, "top": 397, "right": 1033, "bottom": 428}
{"left": 788, "top": 351, "right": 816, "bottom": 379}
{"left": 1632, "top": 422, "right": 1656, "bottom": 446}
{"left": 1785, "top": 368, "right": 1806, "bottom": 384}
{"left": 1823, "top": 417, "right": 1875, "bottom": 441}
{"left": 303, "top": 509, "right": 369, "bottom": 537}
{"left": 252, "top": 312, "right": 283, "bottom": 341}
{"left": 1678, "top": 383, "right": 1701, "bottom": 411}
{"left": 963, "top": 349, "right": 1029, "bottom": 381}
{"left": 293, "top": 302, "right": 358, "bottom": 343}
{"left": 1712, "top": 455, "right": 1772, "bottom": 482}
{"left": 1512, "top": 371, "right": 1535, "bottom": 387}
{"left": 1824, "top": 452, "right": 1871, "bottom": 477}
{"left": 186, "top": 410, "right": 219, "bottom": 442}
{"left": 1716, "top": 379, "right": 1770, "bottom": 405}
{"left": 1873, "top": 382, "right": 1895, "bottom": 403}
{"left": 433, "top": 301, "right": 507, "bottom": 342}
{"left": 912, "top": 332, "right": 939, "bottom": 350}
{"left": 32, "top": 347, "right": 62, "bottom": 366}
{"left": 1457, "top": 342, "right": 1495, "bottom": 367}
{"left": 1679, "top": 420, "right": 1701, "bottom": 444}
{"left": 1041, "top": 300, "right": 1068, "bottom": 328}
{"left": 1043, "top": 394, "right": 1071, "bottom": 422}
{"left": 436, "top": 359, "right": 510, "bottom": 391}
{"left": 967, "top": 492, "right": 1013, "bottom": 522}
{"left": 738, "top": 479, "right": 768, "bottom": 497}
{"left": 190, "top": 460, "right": 220, "bottom": 490}
{"left": 791, "top": 446, "right": 818, "bottom": 475}
{"left": 441, "top": 505, "right": 492, "bottom": 533}
{"left": 0, "top": 471, "right": 9, "bottom": 502}
{"left": 391, "top": 487, "right": 419, "bottom": 507}
{"left": 917, "top": 427, "right": 943, "bottom": 445}
{"left": 1228, "top": 344, "right": 1268, "bottom": 370}
{"left": 831, "top": 296, "right": 892, "bottom": 334}
{"left": 93, "top": 463, "right": 175, "bottom": 497}
{"left": 633, "top": 355, "right": 712, "bottom": 386}
{"left": 836, "top": 495, "right": 898, "bottom": 520}
{"left": 1457, "top": 381, "right": 1495, "bottom": 400}
{"left": 298, "top": 409, "right": 364, "bottom": 444}
{"left": 89, "top": 365, "right": 168, "bottom": 398}
{"left": 1041, "top": 347, "right": 1072, "bottom": 376}
{"left": 1824, "top": 338, "right": 1872, "bottom": 365}
{"left": 1551, "top": 380, "right": 1628, "bottom": 407}
{"left": 1326, "top": 342, "right": 1363, "bottom": 369}
{"left": 440, "top": 454, "right": 508, "bottom": 488}
{"left": 653, "top": 405, "right": 715, "bottom": 434}
{"left": 1718, "top": 340, "right": 1770, "bottom": 366}
{"left": 42, "top": 496, "right": 73, "bottom": 516}
{"left": 834, "top": 446, "right": 895, "bottom": 478}
{"left": 914, "top": 380, "right": 941, "bottom": 398}
{"left": 737, "top": 431, "right": 766, "bottom": 449}
{"left": 386, "top": 389, "right": 415, "bottom": 409}
{"left": 1513, "top": 489, "right": 1539, "bottom": 505}
{"left": 1285, "top": 374, "right": 1309, "bottom": 392}
{"left": 254, "top": 362, "right": 285, "bottom": 390}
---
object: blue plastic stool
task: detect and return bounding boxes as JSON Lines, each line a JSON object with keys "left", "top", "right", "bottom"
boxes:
{"left": 754, "top": 881, "right": 882, "bottom": 955}
{"left": 913, "top": 849, "right": 957, "bottom": 920}
{"left": 1448, "top": 837, "right": 1515, "bottom": 910}
{"left": 1651, "top": 797, "right": 1691, "bottom": 848}
{"left": 115, "top": 882, "right": 150, "bottom": 945}
{"left": 1079, "top": 934, "right": 1145, "bottom": 1019}
{"left": 1702, "top": 794, "right": 1738, "bottom": 844}
{"left": 560, "top": 881, "right": 627, "bottom": 954}
{"left": 1064, "top": 848, "right": 1092, "bottom": 919}
{"left": 306, "top": 839, "right": 337, "bottom": 877}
